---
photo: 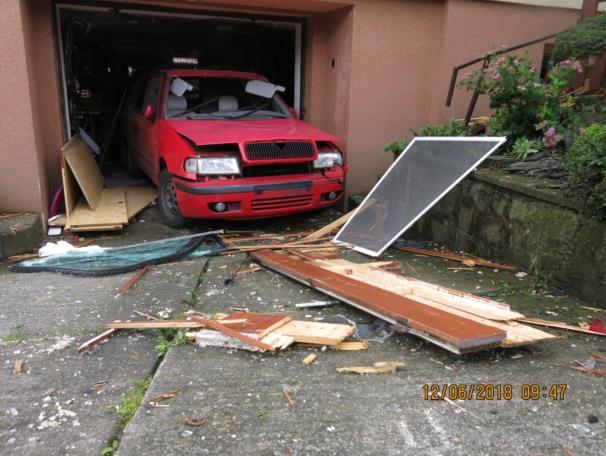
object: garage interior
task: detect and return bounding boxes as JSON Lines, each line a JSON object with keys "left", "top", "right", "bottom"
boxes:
{"left": 57, "top": 3, "right": 303, "bottom": 169}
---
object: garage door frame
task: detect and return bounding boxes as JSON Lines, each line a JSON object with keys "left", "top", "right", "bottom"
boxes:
{"left": 55, "top": 1, "right": 305, "bottom": 138}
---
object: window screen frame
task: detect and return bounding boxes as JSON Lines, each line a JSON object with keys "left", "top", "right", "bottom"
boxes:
{"left": 333, "top": 136, "right": 507, "bottom": 257}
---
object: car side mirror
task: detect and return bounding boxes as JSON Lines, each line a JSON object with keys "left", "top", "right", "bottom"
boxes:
{"left": 144, "top": 105, "right": 155, "bottom": 121}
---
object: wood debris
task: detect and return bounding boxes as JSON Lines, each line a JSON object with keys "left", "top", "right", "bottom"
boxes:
{"left": 77, "top": 328, "right": 119, "bottom": 353}
{"left": 333, "top": 341, "right": 368, "bottom": 351}
{"left": 13, "top": 359, "right": 23, "bottom": 376}
{"left": 274, "top": 320, "right": 354, "bottom": 346}
{"left": 518, "top": 317, "right": 606, "bottom": 336}
{"left": 336, "top": 361, "right": 405, "bottom": 375}
{"left": 568, "top": 365, "right": 606, "bottom": 377}
{"left": 281, "top": 386, "right": 295, "bottom": 406}
{"left": 252, "top": 251, "right": 556, "bottom": 354}
{"left": 185, "top": 417, "right": 207, "bottom": 427}
{"left": 146, "top": 387, "right": 187, "bottom": 407}
{"left": 302, "top": 210, "right": 354, "bottom": 241}
{"left": 302, "top": 354, "right": 317, "bottom": 365}
{"left": 392, "top": 246, "right": 516, "bottom": 271}
{"left": 116, "top": 265, "right": 150, "bottom": 296}
{"left": 61, "top": 137, "right": 156, "bottom": 232}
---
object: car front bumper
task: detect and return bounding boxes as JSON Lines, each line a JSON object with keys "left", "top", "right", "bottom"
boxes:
{"left": 173, "top": 173, "right": 344, "bottom": 220}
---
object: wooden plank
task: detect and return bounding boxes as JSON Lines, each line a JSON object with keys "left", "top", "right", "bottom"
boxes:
{"left": 393, "top": 246, "right": 516, "bottom": 272}
{"left": 67, "top": 188, "right": 128, "bottom": 228}
{"left": 252, "top": 250, "right": 506, "bottom": 352}
{"left": 104, "top": 320, "right": 203, "bottom": 329}
{"left": 68, "top": 224, "right": 123, "bottom": 232}
{"left": 314, "top": 259, "right": 522, "bottom": 321}
{"left": 125, "top": 187, "right": 157, "bottom": 219}
{"left": 221, "top": 312, "right": 292, "bottom": 338}
{"left": 313, "top": 258, "right": 554, "bottom": 346}
{"left": 517, "top": 317, "right": 606, "bottom": 336}
{"left": 189, "top": 316, "right": 274, "bottom": 351}
{"left": 116, "top": 266, "right": 150, "bottom": 296}
{"left": 333, "top": 341, "right": 369, "bottom": 350}
{"left": 302, "top": 209, "right": 355, "bottom": 241}
{"left": 62, "top": 138, "right": 104, "bottom": 210}
{"left": 275, "top": 320, "right": 354, "bottom": 346}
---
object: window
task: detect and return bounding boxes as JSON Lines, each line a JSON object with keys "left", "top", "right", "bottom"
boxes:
{"left": 139, "top": 76, "right": 162, "bottom": 114}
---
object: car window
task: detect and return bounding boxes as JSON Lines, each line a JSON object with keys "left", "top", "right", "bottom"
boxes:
{"left": 166, "top": 76, "right": 290, "bottom": 120}
{"left": 139, "top": 76, "right": 162, "bottom": 115}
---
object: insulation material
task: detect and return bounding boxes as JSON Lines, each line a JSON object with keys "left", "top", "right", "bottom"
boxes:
{"left": 334, "top": 137, "right": 506, "bottom": 256}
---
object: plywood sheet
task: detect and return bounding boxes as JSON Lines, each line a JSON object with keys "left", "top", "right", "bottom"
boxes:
{"left": 125, "top": 187, "right": 157, "bottom": 219}
{"left": 61, "top": 165, "right": 78, "bottom": 218}
{"left": 62, "top": 138, "right": 104, "bottom": 210}
{"left": 67, "top": 188, "right": 128, "bottom": 228}
{"left": 253, "top": 250, "right": 505, "bottom": 352}
{"left": 275, "top": 320, "right": 354, "bottom": 346}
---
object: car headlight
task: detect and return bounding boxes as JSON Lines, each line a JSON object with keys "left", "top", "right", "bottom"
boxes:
{"left": 313, "top": 152, "right": 343, "bottom": 169}
{"left": 184, "top": 157, "right": 241, "bottom": 175}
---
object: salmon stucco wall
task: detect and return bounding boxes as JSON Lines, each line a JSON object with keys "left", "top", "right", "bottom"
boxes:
{"left": 428, "top": 0, "right": 579, "bottom": 125}
{"left": 345, "top": 0, "right": 445, "bottom": 197}
{"left": 0, "top": 1, "right": 47, "bottom": 215}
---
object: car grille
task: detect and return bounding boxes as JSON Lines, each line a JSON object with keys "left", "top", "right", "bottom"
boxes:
{"left": 251, "top": 194, "right": 313, "bottom": 212}
{"left": 245, "top": 141, "right": 315, "bottom": 161}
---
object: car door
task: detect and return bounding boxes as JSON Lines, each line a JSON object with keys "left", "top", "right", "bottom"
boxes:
{"left": 130, "top": 75, "right": 162, "bottom": 177}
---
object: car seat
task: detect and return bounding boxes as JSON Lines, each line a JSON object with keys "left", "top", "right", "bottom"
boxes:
{"left": 166, "top": 94, "right": 187, "bottom": 118}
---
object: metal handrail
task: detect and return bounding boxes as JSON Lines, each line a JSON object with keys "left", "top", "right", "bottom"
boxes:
{"left": 445, "top": 32, "right": 559, "bottom": 123}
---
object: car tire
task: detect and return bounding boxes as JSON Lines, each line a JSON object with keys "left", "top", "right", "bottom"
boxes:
{"left": 124, "top": 140, "right": 144, "bottom": 179}
{"left": 159, "top": 170, "right": 189, "bottom": 228}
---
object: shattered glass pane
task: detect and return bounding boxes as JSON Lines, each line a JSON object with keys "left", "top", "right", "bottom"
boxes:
{"left": 11, "top": 232, "right": 225, "bottom": 276}
{"left": 334, "top": 137, "right": 505, "bottom": 256}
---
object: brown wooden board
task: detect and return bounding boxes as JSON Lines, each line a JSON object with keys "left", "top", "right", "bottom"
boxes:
{"left": 275, "top": 320, "right": 354, "bottom": 346}
{"left": 221, "top": 312, "right": 292, "bottom": 338}
{"left": 62, "top": 138, "right": 104, "bottom": 210}
{"left": 252, "top": 250, "right": 506, "bottom": 353}
{"left": 61, "top": 164, "right": 78, "bottom": 219}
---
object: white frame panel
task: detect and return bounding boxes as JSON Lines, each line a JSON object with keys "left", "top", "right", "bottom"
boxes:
{"left": 333, "top": 136, "right": 507, "bottom": 257}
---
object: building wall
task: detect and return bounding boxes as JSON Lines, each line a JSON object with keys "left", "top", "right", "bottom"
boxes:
{"left": 427, "top": 0, "right": 579, "bottom": 126}
{"left": 0, "top": 0, "right": 584, "bottom": 215}
{"left": 0, "top": 1, "right": 48, "bottom": 216}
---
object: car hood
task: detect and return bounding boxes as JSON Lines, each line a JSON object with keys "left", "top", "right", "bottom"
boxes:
{"left": 167, "top": 118, "right": 340, "bottom": 146}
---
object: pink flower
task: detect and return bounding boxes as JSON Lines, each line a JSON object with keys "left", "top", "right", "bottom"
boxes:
{"left": 491, "top": 71, "right": 501, "bottom": 80}
{"left": 543, "top": 128, "right": 562, "bottom": 148}
{"left": 572, "top": 60, "right": 583, "bottom": 73}
{"left": 559, "top": 59, "right": 573, "bottom": 69}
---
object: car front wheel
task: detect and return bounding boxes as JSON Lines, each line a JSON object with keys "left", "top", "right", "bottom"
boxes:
{"left": 159, "top": 170, "right": 189, "bottom": 228}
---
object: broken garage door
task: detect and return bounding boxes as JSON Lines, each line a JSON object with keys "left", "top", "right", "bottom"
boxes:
{"left": 334, "top": 137, "right": 506, "bottom": 256}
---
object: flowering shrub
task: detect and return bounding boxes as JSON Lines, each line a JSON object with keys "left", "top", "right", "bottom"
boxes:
{"left": 458, "top": 53, "right": 581, "bottom": 146}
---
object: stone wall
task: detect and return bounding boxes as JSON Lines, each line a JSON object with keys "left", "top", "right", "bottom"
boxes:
{"left": 409, "top": 169, "right": 606, "bottom": 304}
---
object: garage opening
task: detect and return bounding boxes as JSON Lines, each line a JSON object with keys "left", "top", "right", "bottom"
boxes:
{"left": 56, "top": 3, "right": 303, "bottom": 164}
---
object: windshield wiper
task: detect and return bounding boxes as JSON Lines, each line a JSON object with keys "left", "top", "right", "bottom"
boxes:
{"left": 174, "top": 96, "right": 219, "bottom": 118}
{"left": 231, "top": 103, "right": 271, "bottom": 119}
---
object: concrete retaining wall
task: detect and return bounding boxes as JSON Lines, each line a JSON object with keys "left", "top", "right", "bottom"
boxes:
{"left": 409, "top": 169, "right": 606, "bottom": 304}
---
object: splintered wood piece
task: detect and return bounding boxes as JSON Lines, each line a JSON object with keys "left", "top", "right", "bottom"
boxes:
{"left": 336, "top": 361, "right": 405, "bottom": 375}
{"left": 13, "top": 359, "right": 23, "bottom": 376}
{"left": 252, "top": 250, "right": 505, "bottom": 353}
{"left": 116, "top": 266, "right": 150, "bottom": 296}
{"left": 275, "top": 320, "right": 354, "bottom": 346}
{"left": 221, "top": 312, "right": 292, "bottom": 338}
{"left": 189, "top": 316, "right": 274, "bottom": 351}
{"left": 302, "top": 210, "right": 355, "bottom": 241}
{"left": 281, "top": 386, "right": 295, "bottom": 406}
{"left": 147, "top": 387, "right": 186, "bottom": 406}
{"left": 302, "top": 354, "right": 317, "bottom": 365}
{"left": 77, "top": 328, "right": 118, "bottom": 353}
{"left": 194, "top": 330, "right": 260, "bottom": 352}
{"left": 518, "top": 317, "right": 606, "bottom": 336}
{"left": 333, "top": 341, "right": 369, "bottom": 351}
{"left": 103, "top": 320, "right": 203, "bottom": 329}
{"left": 392, "top": 246, "right": 516, "bottom": 272}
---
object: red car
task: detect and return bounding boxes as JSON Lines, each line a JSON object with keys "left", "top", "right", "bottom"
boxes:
{"left": 120, "top": 69, "right": 347, "bottom": 227}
